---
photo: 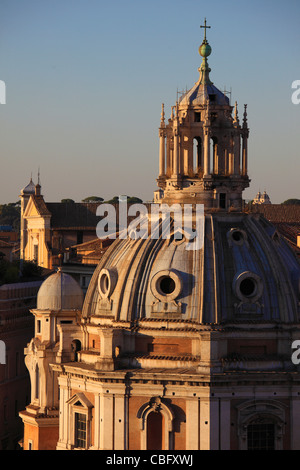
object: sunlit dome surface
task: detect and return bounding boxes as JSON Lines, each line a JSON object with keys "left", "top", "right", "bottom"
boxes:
{"left": 37, "top": 269, "right": 84, "bottom": 311}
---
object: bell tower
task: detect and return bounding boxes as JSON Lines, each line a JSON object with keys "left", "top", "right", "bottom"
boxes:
{"left": 156, "top": 19, "right": 250, "bottom": 211}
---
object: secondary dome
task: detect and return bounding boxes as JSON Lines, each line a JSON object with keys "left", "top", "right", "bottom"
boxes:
{"left": 37, "top": 269, "right": 83, "bottom": 311}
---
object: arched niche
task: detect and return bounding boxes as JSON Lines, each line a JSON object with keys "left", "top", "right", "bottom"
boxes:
{"left": 193, "top": 136, "right": 203, "bottom": 176}
{"left": 137, "top": 397, "right": 175, "bottom": 450}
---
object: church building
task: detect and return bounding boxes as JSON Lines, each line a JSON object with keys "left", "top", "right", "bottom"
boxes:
{"left": 19, "top": 179, "right": 102, "bottom": 270}
{"left": 19, "top": 22, "right": 300, "bottom": 450}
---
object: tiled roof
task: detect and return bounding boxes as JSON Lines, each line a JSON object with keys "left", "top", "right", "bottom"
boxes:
{"left": 250, "top": 204, "right": 300, "bottom": 222}
{"left": 249, "top": 204, "right": 300, "bottom": 256}
{"left": 46, "top": 202, "right": 100, "bottom": 229}
{"left": 275, "top": 222, "right": 300, "bottom": 256}
{"left": 70, "top": 237, "right": 113, "bottom": 251}
{"left": 29, "top": 195, "right": 52, "bottom": 217}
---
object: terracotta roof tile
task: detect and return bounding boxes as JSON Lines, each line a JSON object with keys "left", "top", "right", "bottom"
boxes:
{"left": 32, "top": 195, "right": 51, "bottom": 217}
{"left": 46, "top": 202, "right": 100, "bottom": 228}
{"left": 250, "top": 204, "right": 300, "bottom": 223}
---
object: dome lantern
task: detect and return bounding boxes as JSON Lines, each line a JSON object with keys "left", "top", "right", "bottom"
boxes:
{"left": 156, "top": 19, "right": 250, "bottom": 211}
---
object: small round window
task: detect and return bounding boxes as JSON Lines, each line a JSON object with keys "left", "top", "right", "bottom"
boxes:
{"left": 232, "top": 230, "right": 243, "bottom": 242}
{"left": 98, "top": 268, "right": 117, "bottom": 299}
{"left": 228, "top": 228, "right": 247, "bottom": 246}
{"left": 159, "top": 276, "right": 176, "bottom": 295}
{"left": 150, "top": 270, "right": 182, "bottom": 302}
{"left": 233, "top": 271, "right": 263, "bottom": 302}
{"left": 239, "top": 277, "right": 257, "bottom": 297}
{"left": 99, "top": 273, "right": 109, "bottom": 295}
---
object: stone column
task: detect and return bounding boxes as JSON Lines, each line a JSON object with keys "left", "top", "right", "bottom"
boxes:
{"left": 159, "top": 129, "right": 165, "bottom": 176}
{"left": 166, "top": 133, "right": 171, "bottom": 176}
{"left": 219, "top": 399, "right": 231, "bottom": 450}
{"left": 100, "top": 393, "right": 114, "bottom": 450}
{"left": 228, "top": 136, "right": 234, "bottom": 175}
{"left": 199, "top": 398, "right": 210, "bottom": 449}
{"left": 291, "top": 397, "right": 300, "bottom": 449}
{"left": 224, "top": 148, "right": 228, "bottom": 175}
{"left": 173, "top": 130, "right": 179, "bottom": 176}
{"left": 234, "top": 132, "right": 241, "bottom": 175}
{"left": 242, "top": 133, "right": 248, "bottom": 175}
{"left": 94, "top": 393, "right": 101, "bottom": 449}
{"left": 186, "top": 399, "right": 200, "bottom": 449}
{"left": 203, "top": 128, "right": 210, "bottom": 176}
{"left": 188, "top": 138, "right": 193, "bottom": 175}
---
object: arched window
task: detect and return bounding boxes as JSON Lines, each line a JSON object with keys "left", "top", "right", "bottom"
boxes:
{"left": 237, "top": 400, "right": 286, "bottom": 450}
{"left": 137, "top": 396, "right": 174, "bottom": 450}
{"left": 67, "top": 393, "right": 93, "bottom": 450}
{"left": 211, "top": 136, "right": 218, "bottom": 174}
{"left": 71, "top": 340, "right": 81, "bottom": 362}
{"left": 193, "top": 137, "right": 202, "bottom": 175}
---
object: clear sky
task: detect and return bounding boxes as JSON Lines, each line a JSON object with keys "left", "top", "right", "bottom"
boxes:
{"left": 0, "top": 0, "right": 299, "bottom": 204}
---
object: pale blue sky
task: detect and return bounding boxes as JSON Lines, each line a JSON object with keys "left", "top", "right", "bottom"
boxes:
{"left": 0, "top": 0, "right": 299, "bottom": 204}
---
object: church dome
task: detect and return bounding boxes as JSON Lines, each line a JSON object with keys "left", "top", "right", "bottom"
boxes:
{"left": 21, "top": 178, "right": 36, "bottom": 195}
{"left": 179, "top": 81, "right": 230, "bottom": 107}
{"left": 83, "top": 212, "right": 300, "bottom": 324}
{"left": 37, "top": 269, "right": 84, "bottom": 311}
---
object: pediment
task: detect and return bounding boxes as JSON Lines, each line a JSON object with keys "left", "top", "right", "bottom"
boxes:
{"left": 24, "top": 195, "right": 51, "bottom": 220}
{"left": 23, "top": 196, "right": 40, "bottom": 218}
{"left": 66, "top": 393, "right": 93, "bottom": 409}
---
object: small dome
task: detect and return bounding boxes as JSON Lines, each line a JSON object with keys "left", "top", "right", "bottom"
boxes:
{"left": 179, "top": 81, "right": 229, "bottom": 106}
{"left": 37, "top": 269, "right": 84, "bottom": 311}
{"left": 21, "top": 178, "right": 36, "bottom": 195}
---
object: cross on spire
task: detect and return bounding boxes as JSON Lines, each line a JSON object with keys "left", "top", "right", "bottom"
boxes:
{"left": 200, "top": 18, "right": 211, "bottom": 42}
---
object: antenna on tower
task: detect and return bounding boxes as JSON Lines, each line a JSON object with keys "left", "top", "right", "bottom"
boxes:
{"left": 223, "top": 85, "right": 232, "bottom": 105}
{"left": 177, "top": 88, "right": 187, "bottom": 102}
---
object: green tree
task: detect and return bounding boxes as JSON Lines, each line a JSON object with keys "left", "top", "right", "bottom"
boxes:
{"left": 127, "top": 196, "right": 143, "bottom": 204}
{"left": 0, "top": 259, "right": 43, "bottom": 285}
{"left": 20, "top": 260, "right": 43, "bottom": 280}
{"left": 81, "top": 196, "right": 104, "bottom": 203}
{"left": 282, "top": 199, "right": 300, "bottom": 205}
{"left": 104, "top": 196, "right": 143, "bottom": 204}
{"left": 105, "top": 196, "right": 120, "bottom": 204}
{"left": 61, "top": 199, "right": 75, "bottom": 204}
{"left": 0, "top": 202, "right": 21, "bottom": 231}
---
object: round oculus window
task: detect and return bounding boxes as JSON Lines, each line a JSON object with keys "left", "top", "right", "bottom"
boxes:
{"left": 232, "top": 230, "right": 243, "bottom": 242}
{"left": 98, "top": 268, "right": 117, "bottom": 299}
{"left": 159, "top": 276, "right": 176, "bottom": 295}
{"left": 239, "top": 277, "right": 256, "bottom": 297}
{"left": 233, "top": 271, "right": 263, "bottom": 302}
{"left": 150, "top": 270, "right": 182, "bottom": 302}
{"left": 228, "top": 228, "right": 247, "bottom": 246}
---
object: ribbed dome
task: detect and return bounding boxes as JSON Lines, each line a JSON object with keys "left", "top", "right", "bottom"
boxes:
{"left": 37, "top": 269, "right": 83, "bottom": 311}
{"left": 179, "top": 81, "right": 229, "bottom": 107}
{"left": 83, "top": 212, "right": 300, "bottom": 324}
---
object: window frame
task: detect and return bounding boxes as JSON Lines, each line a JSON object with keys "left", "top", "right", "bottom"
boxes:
{"left": 67, "top": 393, "right": 93, "bottom": 450}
